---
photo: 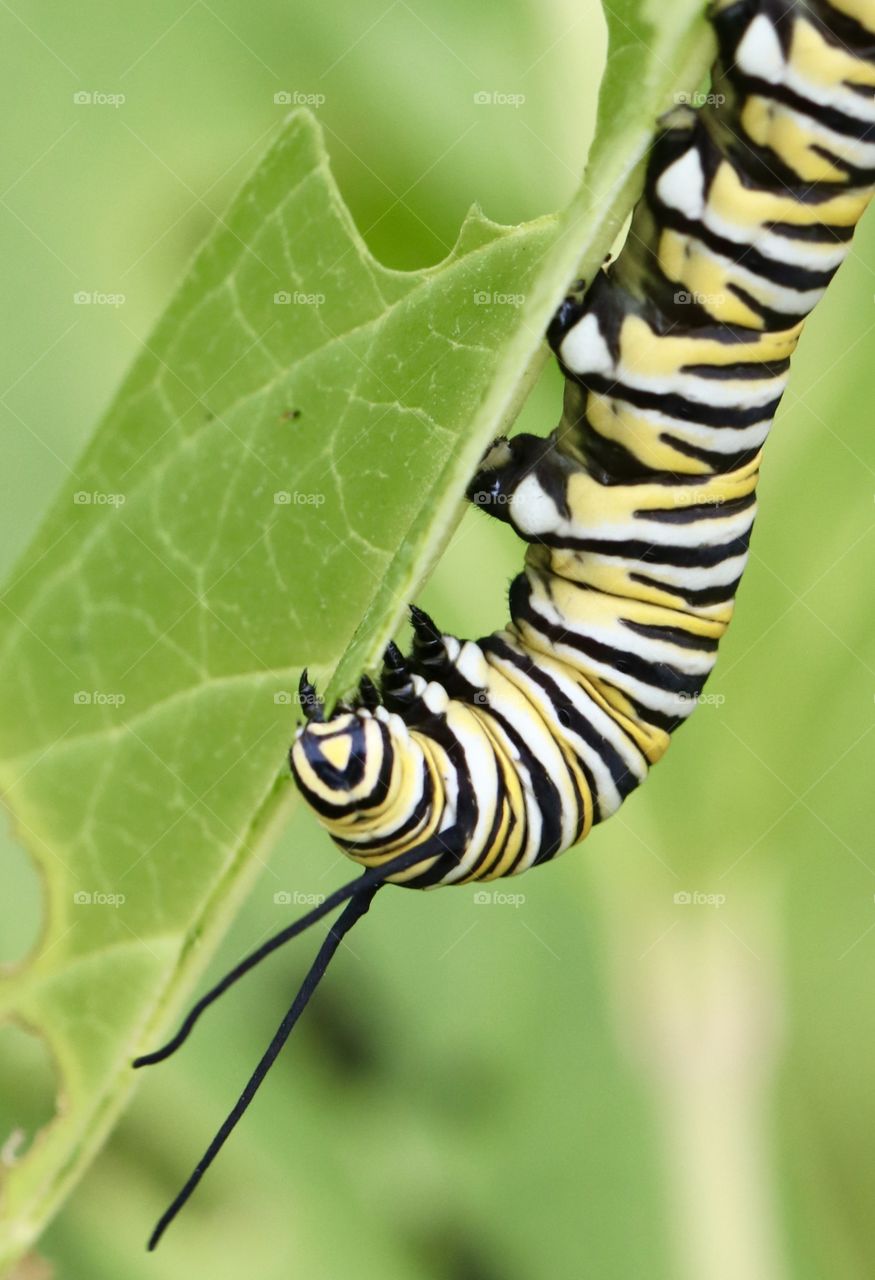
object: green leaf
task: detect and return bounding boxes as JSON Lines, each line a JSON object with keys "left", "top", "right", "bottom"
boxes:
{"left": 0, "top": 1, "right": 713, "bottom": 1264}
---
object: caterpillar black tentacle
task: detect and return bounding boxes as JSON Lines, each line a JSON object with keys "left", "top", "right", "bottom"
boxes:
{"left": 144, "top": 879, "right": 384, "bottom": 1252}
{"left": 142, "top": 0, "right": 875, "bottom": 1246}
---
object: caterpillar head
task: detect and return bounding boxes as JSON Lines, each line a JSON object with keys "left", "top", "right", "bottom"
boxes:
{"left": 290, "top": 712, "right": 390, "bottom": 817}
{"left": 288, "top": 668, "right": 448, "bottom": 880}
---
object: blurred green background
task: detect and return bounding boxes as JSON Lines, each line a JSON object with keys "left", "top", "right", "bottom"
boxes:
{"left": 1, "top": 1, "right": 874, "bottom": 1277}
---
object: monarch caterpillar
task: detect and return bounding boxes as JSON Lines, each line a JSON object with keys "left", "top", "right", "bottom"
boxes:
{"left": 137, "top": 0, "right": 875, "bottom": 1248}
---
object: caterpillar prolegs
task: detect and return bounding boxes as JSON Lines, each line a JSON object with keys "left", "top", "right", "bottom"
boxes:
{"left": 140, "top": 0, "right": 875, "bottom": 1247}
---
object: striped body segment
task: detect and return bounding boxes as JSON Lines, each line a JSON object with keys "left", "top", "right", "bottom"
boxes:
{"left": 291, "top": 0, "right": 875, "bottom": 889}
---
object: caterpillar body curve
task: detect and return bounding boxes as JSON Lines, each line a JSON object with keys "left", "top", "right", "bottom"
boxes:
{"left": 291, "top": 0, "right": 875, "bottom": 889}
